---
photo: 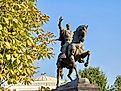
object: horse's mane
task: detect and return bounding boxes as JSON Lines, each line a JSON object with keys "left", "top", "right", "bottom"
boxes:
{"left": 72, "top": 30, "right": 79, "bottom": 43}
{"left": 72, "top": 25, "right": 88, "bottom": 43}
{"left": 72, "top": 25, "right": 82, "bottom": 43}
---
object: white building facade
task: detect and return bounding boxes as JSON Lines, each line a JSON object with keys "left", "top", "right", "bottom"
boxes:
{"left": 4, "top": 76, "right": 63, "bottom": 91}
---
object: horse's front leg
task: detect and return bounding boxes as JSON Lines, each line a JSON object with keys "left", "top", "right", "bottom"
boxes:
{"left": 84, "top": 50, "right": 90, "bottom": 67}
{"left": 80, "top": 50, "right": 90, "bottom": 67}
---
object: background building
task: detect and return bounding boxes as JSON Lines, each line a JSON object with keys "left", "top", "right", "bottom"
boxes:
{"left": 4, "top": 76, "right": 64, "bottom": 91}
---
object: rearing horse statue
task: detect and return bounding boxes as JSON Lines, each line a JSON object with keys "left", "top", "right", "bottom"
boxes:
{"left": 56, "top": 25, "right": 91, "bottom": 88}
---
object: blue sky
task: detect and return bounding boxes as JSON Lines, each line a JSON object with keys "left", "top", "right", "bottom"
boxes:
{"left": 34, "top": 0, "right": 121, "bottom": 85}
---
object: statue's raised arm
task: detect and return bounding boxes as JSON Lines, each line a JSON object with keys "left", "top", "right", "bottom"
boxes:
{"left": 58, "top": 16, "right": 63, "bottom": 31}
{"left": 58, "top": 16, "right": 64, "bottom": 43}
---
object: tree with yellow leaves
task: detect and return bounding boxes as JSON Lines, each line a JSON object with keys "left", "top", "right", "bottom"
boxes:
{"left": 0, "top": 0, "right": 55, "bottom": 86}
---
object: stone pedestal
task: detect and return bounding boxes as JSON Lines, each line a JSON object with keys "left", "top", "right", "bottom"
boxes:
{"left": 52, "top": 78, "right": 99, "bottom": 91}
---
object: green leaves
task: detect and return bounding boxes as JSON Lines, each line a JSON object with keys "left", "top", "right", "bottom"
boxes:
{"left": 113, "top": 75, "right": 121, "bottom": 91}
{"left": 5, "top": 42, "right": 11, "bottom": 49}
{"left": 6, "top": 54, "right": 11, "bottom": 60}
{"left": 0, "top": 0, "right": 55, "bottom": 86}
{"left": 13, "top": 18, "right": 18, "bottom": 24}
{"left": 4, "top": 18, "right": 9, "bottom": 24}
{"left": 0, "top": 25, "right": 2, "bottom": 30}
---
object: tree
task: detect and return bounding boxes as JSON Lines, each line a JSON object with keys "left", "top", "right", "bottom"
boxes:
{"left": 0, "top": 0, "right": 55, "bottom": 86}
{"left": 79, "top": 67, "right": 107, "bottom": 91}
{"left": 113, "top": 75, "right": 121, "bottom": 91}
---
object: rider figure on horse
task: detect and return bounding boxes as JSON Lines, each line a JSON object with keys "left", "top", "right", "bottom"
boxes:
{"left": 57, "top": 16, "right": 88, "bottom": 65}
{"left": 56, "top": 17, "right": 90, "bottom": 87}
{"left": 58, "top": 16, "right": 73, "bottom": 58}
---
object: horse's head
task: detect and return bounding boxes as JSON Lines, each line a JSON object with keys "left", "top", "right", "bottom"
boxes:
{"left": 76, "top": 24, "right": 88, "bottom": 32}
{"left": 73, "top": 24, "right": 88, "bottom": 43}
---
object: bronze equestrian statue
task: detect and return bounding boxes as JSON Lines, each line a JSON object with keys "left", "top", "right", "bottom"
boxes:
{"left": 56, "top": 17, "right": 91, "bottom": 88}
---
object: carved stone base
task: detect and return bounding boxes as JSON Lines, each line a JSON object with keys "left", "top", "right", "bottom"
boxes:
{"left": 52, "top": 78, "right": 99, "bottom": 91}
